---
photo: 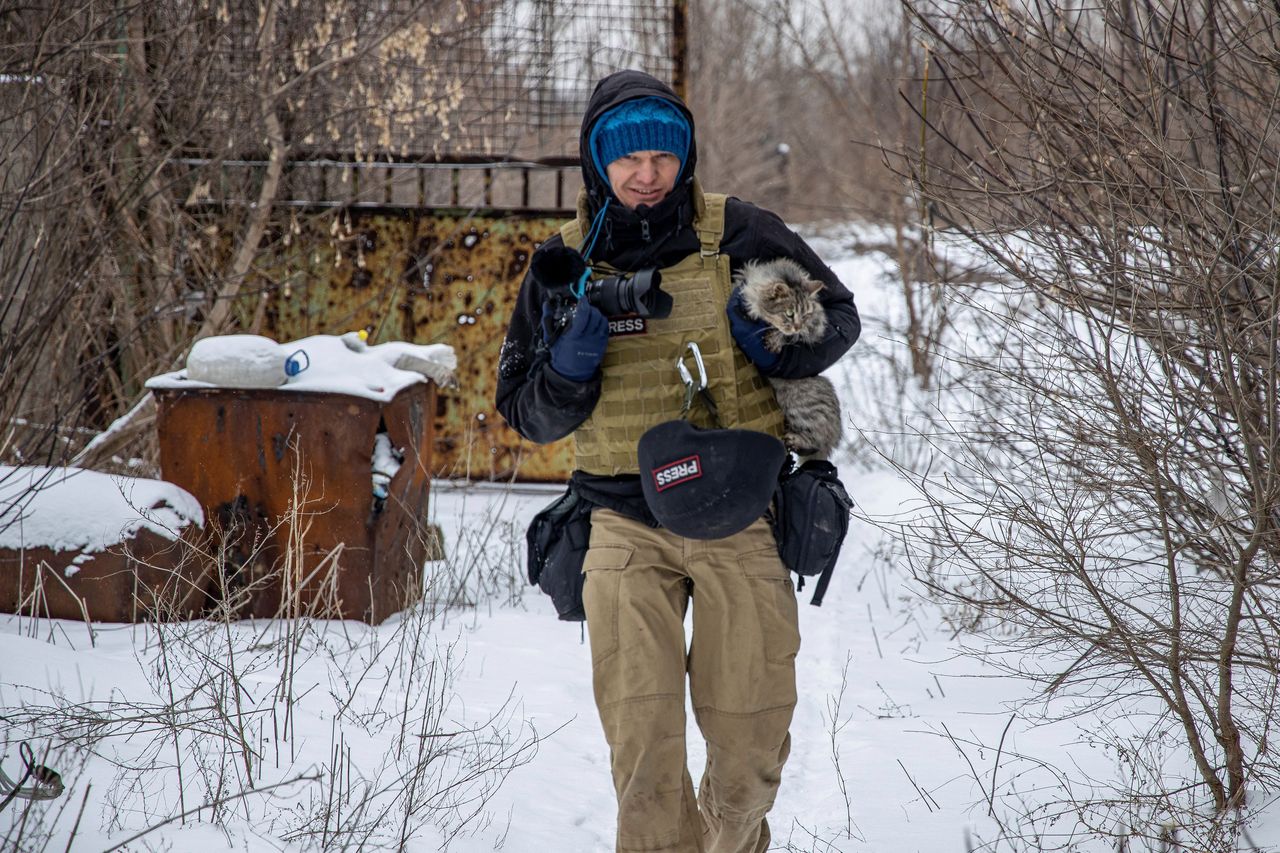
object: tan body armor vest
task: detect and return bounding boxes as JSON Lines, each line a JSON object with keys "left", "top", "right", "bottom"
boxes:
{"left": 562, "top": 183, "right": 785, "bottom": 475}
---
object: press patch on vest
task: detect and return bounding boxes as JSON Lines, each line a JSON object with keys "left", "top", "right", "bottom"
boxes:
{"left": 608, "top": 315, "right": 647, "bottom": 336}
{"left": 652, "top": 455, "right": 702, "bottom": 492}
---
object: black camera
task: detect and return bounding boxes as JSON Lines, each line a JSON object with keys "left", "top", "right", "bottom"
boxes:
{"left": 531, "top": 245, "right": 673, "bottom": 336}
{"left": 581, "top": 268, "right": 672, "bottom": 319}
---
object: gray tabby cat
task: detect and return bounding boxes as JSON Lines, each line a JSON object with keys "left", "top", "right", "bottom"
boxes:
{"left": 734, "top": 258, "right": 843, "bottom": 459}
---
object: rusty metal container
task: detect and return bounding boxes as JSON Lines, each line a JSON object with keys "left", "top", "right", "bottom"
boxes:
{"left": 0, "top": 529, "right": 208, "bottom": 623}
{"left": 152, "top": 382, "right": 435, "bottom": 624}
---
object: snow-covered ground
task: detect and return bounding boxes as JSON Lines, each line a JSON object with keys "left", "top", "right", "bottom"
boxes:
{"left": 3, "top": 232, "right": 1275, "bottom": 851}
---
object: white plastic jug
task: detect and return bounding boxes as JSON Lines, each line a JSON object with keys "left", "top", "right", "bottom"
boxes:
{"left": 185, "top": 335, "right": 286, "bottom": 388}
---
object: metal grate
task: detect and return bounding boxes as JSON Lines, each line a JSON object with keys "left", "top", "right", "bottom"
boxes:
{"left": 436, "top": 0, "right": 683, "bottom": 158}
{"left": 186, "top": 0, "right": 683, "bottom": 208}
{"left": 205, "top": 0, "right": 682, "bottom": 162}
{"left": 520, "top": 0, "right": 684, "bottom": 138}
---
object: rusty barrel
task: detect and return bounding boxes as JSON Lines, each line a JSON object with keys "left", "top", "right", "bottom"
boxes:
{"left": 153, "top": 383, "right": 434, "bottom": 624}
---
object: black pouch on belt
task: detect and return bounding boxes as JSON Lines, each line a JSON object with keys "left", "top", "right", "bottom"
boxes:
{"left": 768, "top": 459, "right": 854, "bottom": 606}
{"left": 526, "top": 485, "right": 593, "bottom": 621}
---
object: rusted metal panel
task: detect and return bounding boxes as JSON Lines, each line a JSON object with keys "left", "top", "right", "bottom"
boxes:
{"left": 259, "top": 209, "right": 576, "bottom": 482}
{"left": 153, "top": 384, "right": 434, "bottom": 624}
{"left": 0, "top": 530, "right": 209, "bottom": 623}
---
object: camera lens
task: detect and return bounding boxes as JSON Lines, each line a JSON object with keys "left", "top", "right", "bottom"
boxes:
{"left": 583, "top": 269, "right": 671, "bottom": 319}
{"left": 583, "top": 275, "right": 628, "bottom": 316}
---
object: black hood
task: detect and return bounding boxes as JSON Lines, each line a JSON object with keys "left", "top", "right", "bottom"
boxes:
{"left": 577, "top": 70, "right": 699, "bottom": 266}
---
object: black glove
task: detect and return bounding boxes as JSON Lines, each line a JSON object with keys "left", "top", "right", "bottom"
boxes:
{"left": 727, "top": 289, "right": 781, "bottom": 371}
{"left": 541, "top": 301, "right": 609, "bottom": 381}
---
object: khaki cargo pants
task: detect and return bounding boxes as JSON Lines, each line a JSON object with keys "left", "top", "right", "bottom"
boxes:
{"left": 582, "top": 508, "right": 800, "bottom": 853}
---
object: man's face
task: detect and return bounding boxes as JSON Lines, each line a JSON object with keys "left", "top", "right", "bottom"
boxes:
{"left": 605, "top": 150, "right": 681, "bottom": 210}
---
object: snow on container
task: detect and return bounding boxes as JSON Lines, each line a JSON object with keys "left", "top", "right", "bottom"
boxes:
{"left": 0, "top": 466, "right": 207, "bottom": 622}
{"left": 147, "top": 333, "right": 456, "bottom": 624}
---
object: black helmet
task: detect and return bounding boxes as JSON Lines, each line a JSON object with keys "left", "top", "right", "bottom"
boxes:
{"left": 637, "top": 419, "right": 786, "bottom": 540}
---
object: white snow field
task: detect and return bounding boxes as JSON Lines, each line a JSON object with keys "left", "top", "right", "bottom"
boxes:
{"left": 3, "top": 230, "right": 1277, "bottom": 852}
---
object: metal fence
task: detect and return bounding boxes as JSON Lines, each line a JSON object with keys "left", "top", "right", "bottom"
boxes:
{"left": 517, "top": 0, "right": 687, "bottom": 141}
{"left": 196, "top": 0, "right": 685, "bottom": 209}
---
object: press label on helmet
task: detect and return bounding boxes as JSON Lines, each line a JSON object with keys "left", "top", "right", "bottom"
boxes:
{"left": 652, "top": 455, "right": 702, "bottom": 492}
{"left": 608, "top": 315, "right": 647, "bottom": 336}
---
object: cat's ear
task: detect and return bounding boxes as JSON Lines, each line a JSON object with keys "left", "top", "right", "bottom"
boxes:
{"left": 803, "top": 277, "right": 824, "bottom": 295}
{"left": 767, "top": 281, "right": 792, "bottom": 301}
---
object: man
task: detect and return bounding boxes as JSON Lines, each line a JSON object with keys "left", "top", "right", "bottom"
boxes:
{"left": 496, "top": 70, "right": 859, "bottom": 853}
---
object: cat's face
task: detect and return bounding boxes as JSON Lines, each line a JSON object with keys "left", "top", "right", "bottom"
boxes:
{"left": 758, "top": 279, "right": 824, "bottom": 335}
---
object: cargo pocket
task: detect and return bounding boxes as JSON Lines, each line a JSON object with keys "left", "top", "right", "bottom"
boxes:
{"left": 738, "top": 546, "right": 801, "bottom": 666}
{"left": 581, "top": 544, "right": 633, "bottom": 666}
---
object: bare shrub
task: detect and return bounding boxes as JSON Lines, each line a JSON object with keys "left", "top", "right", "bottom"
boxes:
{"left": 889, "top": 0, "right": 1280, "bottom": 845}
{"left": 420, "top": 480, "right": 530, "bottom": 623}
{"left": 1, "top": 484, "right": 540, "bottom": 851}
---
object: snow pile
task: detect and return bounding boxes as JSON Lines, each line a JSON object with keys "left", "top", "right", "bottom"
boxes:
{"left": 0, "top": 466, "right": 203, "bottom": 553}
{"left": 147, "top": 333, "right": 457, "bottom": 403}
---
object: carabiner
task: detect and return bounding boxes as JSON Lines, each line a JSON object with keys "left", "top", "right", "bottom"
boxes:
{"left": 676, "top": 342, "right": 708, "bottom": 415}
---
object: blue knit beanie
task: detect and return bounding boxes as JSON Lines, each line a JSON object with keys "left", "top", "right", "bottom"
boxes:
{"left": 589, "top": 97, "right": 691, "bottom": 179}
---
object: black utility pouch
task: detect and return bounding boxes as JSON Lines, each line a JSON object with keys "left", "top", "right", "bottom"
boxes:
{"left": 768, "top": 459, "right": 854, "bottom": 606}
{"left": 526, "top": 486, "right": 593, "bottom": 621}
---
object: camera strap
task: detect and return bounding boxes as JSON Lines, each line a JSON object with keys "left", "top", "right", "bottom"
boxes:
{"left": 573, "top": 198, "right": 611, "bottom": 298}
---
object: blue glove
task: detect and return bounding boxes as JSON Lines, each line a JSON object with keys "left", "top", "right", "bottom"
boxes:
{"left": 543, "top": 301, "right": 609, "bottom": 381}
{"left": 726, "top": 290, "right": 780, "bottom": 371}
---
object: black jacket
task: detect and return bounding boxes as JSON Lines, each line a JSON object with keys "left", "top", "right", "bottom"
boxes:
{"left": 495, "top": 70, "right": 860, "bottom": 521}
